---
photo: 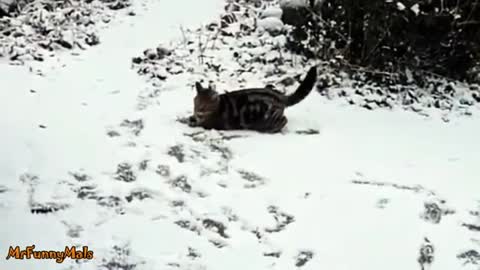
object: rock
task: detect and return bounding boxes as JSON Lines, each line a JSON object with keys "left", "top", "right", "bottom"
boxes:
{"left": 221, "top": 13, "right": 237, "bottom": 28}
{"left": 385, "top": 97, "right": 396, "bottom": 108}
{"left": 364, "top": 93, "right": 382, "bottom": 103}
{"left": 443, "top": 83, "right": 456, "bottom": 96}
{"left": 434, "top": 99, "right": 453, "bottom": 111}
{"left": 55, "top": 39, "right": 73, "bottom": 49}
{"left": 241, "top": 36, "right": 261, "bottom": 48}
{"left": 143, "top": 48, "right": 157, "bottom": 60}
{"left": 0, "top": 0, "right": 16, "bottom": 17}
{"left": 132, "top": 57, "right": 142, "bottom": 64}
{"left": 153, "top": 67, "right": 168, "bottom": 80}
{"left": 280, "top": 0, "right": 322, "bottom": 9}
{"left": 249, "top": 47, "right": 265, "bottom": 57}
{"left": 364, "top": 102, "right": 378, "bottom": 110}
{"left": 108, "top": 0, "right": 129, "bottom": 10}
{"left": 279, "top": 0, "right": 322, "bottom": 27}
{"left": 265, "top": 50, "right": 280, "bottom": 62}
{"left": 257, "top": 17, "right": 284, "bottom": 36}
{"left": 459, "top": 96, "right": 474, "bottom": 106}
{"left": 167, "top": 63, "right": 183, "bottom": 75}
{"left": 260, "top": 6, "right": 282, "bottom": 19}
{"left": 241, "top": 52, "right": 252, "bottom": 63}
{"left": 85, "top": 33, "right": 100, "bottom": 46}
{"left": 60, "top": 30, "right": 75, "bottom": 48}
{"left": 472, "top": 91, "right": 480, "bottom": 102}
{"left": 156, "top": 45, "right": 170, "bottom": 59}
{"left": 224, "top": 2, "right": 241, "bottom": 13}
{"left": 354, "top": 88, "right": 366, "bottom": 96}
{"left": 410, "top": 103, "right": 423, "bottom": 112}
{"left": 272, "top": 34, "right": 287, "bottom": 46}
{"left": 419, "top": 96, "right": 434, "bottom": 108}
{"left": 279, "top": 76, "right": 295, "bottom": 87}
{"left": 349, "top": 95, "right": 366, "bottom": 106}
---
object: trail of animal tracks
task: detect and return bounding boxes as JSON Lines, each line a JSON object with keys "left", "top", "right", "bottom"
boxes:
{"left": 1, "top": 0, "right": 480, "bottom": 270}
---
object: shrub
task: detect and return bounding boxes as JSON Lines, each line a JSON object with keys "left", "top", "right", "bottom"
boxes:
{"left": 286, "top": 0, "right": 480, "bottom": 83}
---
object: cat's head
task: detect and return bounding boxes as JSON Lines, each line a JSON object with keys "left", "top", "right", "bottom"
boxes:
{"left": 191, "top": 81, "right": 220, "bottom": 125}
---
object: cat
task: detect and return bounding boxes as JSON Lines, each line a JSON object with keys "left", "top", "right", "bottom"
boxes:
{"left": 188, "top": 66, "right": 317, "bottom": 133}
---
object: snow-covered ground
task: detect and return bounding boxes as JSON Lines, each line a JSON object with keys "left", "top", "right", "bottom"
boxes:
{"left": 1, "top": 0, "right": 480, "bottom": 270}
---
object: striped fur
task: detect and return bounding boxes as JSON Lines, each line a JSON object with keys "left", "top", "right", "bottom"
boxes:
{"left": 189, "top": 66, "right": 317, "bottom": 133}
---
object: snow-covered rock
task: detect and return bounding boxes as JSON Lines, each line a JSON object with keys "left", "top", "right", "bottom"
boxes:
{"left": 0, "top": 0, "right": 15, "bottom": 16}
{"left": 279, "top": 0, "right": 322, "bottom": 27}
{"left": 260, "top": 6, "right": 282, "bottom": 19}
{"left": 279, "top": 0, "right": 322, "bottom": 9}
{"left": 257, "top": 17, "right": 284, "bottom": 36}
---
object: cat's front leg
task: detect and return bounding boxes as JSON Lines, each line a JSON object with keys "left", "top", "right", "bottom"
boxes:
{"left": 187, "top": 115, "right": 199, "bottom": 127}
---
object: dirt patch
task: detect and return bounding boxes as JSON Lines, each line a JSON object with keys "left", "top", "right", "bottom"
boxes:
{"left": 167, "top": 145, "right": 185, "bottom": 163}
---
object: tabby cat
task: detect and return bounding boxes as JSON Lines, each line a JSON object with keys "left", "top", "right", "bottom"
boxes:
{"left": 188, "top": 66, "right": 317, "bottom": 133}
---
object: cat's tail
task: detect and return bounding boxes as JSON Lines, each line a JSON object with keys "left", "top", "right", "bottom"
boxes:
{"left": 285, "top": 66, "right": 317, "bottom": 107}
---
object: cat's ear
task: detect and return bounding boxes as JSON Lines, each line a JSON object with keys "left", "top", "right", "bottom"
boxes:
{"left": 195, "top": 82, "right": 205, "bottom": 94}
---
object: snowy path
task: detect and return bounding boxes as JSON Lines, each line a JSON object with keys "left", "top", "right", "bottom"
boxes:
{"left": 1, "top": 0, "right": 480, "bottom": 270}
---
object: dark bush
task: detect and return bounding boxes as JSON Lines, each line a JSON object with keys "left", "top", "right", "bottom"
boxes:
{"left": 287, "top": 0, "right": 480, "bottom": 83}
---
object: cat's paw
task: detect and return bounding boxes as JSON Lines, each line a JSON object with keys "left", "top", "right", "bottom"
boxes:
{"left": 187, "top": 115, "right": 198, "bottom": 127}
{"left": 177, "top": 115, "right": 196, "bottom": 126}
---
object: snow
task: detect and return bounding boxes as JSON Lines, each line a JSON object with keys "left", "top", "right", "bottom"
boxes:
{"left": 260, "top": 6, "right": 283, "bottom": 20}
{"left": 1, "top": 0, "right": 480, "bottom": 270}
{"left": 257, "top": 17, "right": 284, "bottom": 35}
{"left": 411, "top": 3, "right": 420, "bottom": 15}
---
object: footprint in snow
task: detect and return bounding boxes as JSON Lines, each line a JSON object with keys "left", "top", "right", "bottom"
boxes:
{"left": 167, "top": 144, "right": 185, "bottom": 163}
{"left": 237, "top": 169, "right": 267, "bottom": 188}
{"left": 376, "top": 198, "right": 390, "bottom": 209}
{"left": 294, "top": 128, "right": 320, "bottom": 135}
{"left": 125, "top": 188, "right": 154, "bottom": 203}
{"left": 114, "top": 162, "right": 137, "bottom": 183}
{"left": 119, "top": 118, "right": 144, "bottom": 136}
{"left": 265, "top": 205, "right": 295, "bottom": 233}
{"left": 420, "top": 200, "right": 455, "bottom": 224}
{"left": 418, "top": 238, "right": 434, "bottom": 270}
{"left": 155, "top": 164, "right": 171, "bottom": 177}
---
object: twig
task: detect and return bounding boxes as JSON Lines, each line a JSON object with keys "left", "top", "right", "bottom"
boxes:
{"left": 179, "top": 25, "right": 189, "bottom": 50}
{"left": 306, "top": 7, "right": 351, "bottom": 45}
